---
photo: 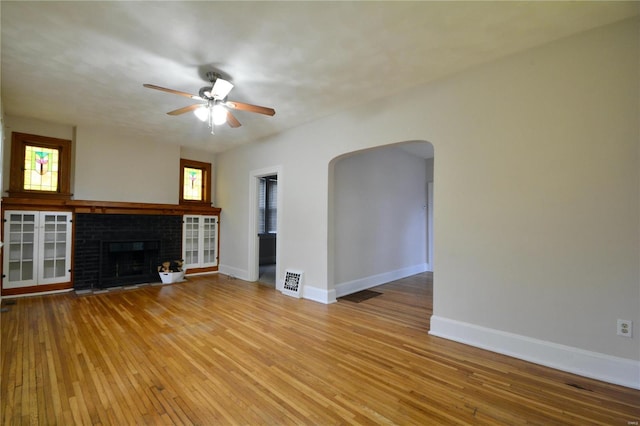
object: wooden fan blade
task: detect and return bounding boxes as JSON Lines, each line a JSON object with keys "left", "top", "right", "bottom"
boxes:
{"left": 143, "top": 84, "right": 202, "bottom": 100}
{"left": 226, "top": 111, "right": 241, "bottom": 128}
{"left": 225, "top": 100, "right": 275, "bottom": 116}
{"left": 167, "top": 104, "right": 202, "bottom": 115}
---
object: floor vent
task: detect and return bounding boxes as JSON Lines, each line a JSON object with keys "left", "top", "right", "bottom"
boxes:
{"left": 282, "top": 270, "right": 303, "bottom": 298}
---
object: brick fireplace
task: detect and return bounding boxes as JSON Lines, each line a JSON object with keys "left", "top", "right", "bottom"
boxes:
{"left": 74, "top": 214, "right": 182, "bottom": 290}
{"left": 1, "top": 198, "right": 220, "bottom": 296}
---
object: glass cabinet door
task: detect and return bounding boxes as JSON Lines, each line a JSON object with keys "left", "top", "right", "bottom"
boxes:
{"left": 202, "top": 216, "right": 218, "bottom": 266}
{"left": 4, "top": 212, "right": 37, "bottom": 288}
{"left": 183, "top": 216, "right": 200, "bottom": 266}
{"left": 38, "top": 212, "right": 72, "bottom": 285}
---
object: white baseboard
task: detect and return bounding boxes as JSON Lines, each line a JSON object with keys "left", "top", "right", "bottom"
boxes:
{"left": 302, "top": 285, "right": 337, "bottom": 304}
{"left": 335, "top": 263, "right": 428, "bottom": 298}
{"left": 219, "top": 263, "right": 427, "bottom": 305}
{"left": 218, "top": 264, "right": 336, "bottom": 303}
{"left": 218, "top": 264, "right": 249, "bottom": 281}
{"left": 184, "top": 271, "right": 218, "bottom": 277}
{"left": 429, "top": 315, "right": 640, "bottom": 390}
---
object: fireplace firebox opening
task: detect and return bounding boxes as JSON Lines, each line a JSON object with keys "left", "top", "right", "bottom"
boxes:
{"left": 99, "top": 240, "right": 160, "bottom": 288}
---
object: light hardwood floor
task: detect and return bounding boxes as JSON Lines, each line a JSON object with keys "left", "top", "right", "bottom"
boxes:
{"left": 1, "top": 273, "right": 639, "bottom": 425}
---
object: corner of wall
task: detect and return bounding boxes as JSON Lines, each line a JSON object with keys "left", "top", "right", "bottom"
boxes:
{"left": 335, "top": 263, "right": 428, "bottom": 298}
{"left": 218, "top": 264, "right": 249, "bottom": 281}
{"left": 303, "top": 285, "right": 337, "bottom": 304}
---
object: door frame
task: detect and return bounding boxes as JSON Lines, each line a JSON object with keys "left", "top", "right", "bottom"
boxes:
{"left": 248, "top": 166, "right": 283, "bottom": 289}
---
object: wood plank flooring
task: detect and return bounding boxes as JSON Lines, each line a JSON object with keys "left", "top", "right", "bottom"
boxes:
{"left": 2, "top": 273, "right": 639, "bottom": 425}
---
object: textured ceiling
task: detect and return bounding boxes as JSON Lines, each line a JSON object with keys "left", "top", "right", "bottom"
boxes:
{"left": 2, "top": 1, "right": 638, "bottom": 153}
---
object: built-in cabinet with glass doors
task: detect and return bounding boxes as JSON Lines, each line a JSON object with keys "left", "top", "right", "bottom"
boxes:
{"left": 182, "top": 215, "right": 219, "bottom": 270}
{"left": 3, "top": 210, "right": 72, "bottom": 289}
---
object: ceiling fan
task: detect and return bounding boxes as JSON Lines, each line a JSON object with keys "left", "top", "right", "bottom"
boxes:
{"left": 143, "top": 72, "right": 275, "bottom": 134}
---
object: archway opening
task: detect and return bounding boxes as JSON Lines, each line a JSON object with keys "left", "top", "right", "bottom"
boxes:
{"left": 328, "top": 140, "right": 434, "bottom": 305}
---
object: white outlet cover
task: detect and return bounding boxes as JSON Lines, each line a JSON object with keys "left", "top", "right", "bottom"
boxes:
{"left": 617, "top": 319, "right": 633, "bottom": 338}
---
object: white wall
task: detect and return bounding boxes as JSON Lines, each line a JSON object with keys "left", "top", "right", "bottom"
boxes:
{"left": 332, "top": 145, "right": 428, "bottom": 295}
{"left": 216, "top": 19, "right": 639, "bottom": 386}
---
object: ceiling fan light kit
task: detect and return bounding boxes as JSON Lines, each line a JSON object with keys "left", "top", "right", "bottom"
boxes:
{"left": 212, "top": 104, "right": 228, "bottom": 126}
{"left": 143, "top": 71, "right": 275, "bottom": 135}
{"left": 194, "top": 106, "right": 209, "bottom": 122}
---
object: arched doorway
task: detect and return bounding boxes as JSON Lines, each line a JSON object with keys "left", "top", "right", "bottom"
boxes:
{"left": 329, "top": 140, "right": 434, "bottom": 297}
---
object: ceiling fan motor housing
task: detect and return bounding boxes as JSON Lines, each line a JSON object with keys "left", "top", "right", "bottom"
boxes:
{"left": 199, "top": 86, "right": 213, "bottom": 100}
{"left": 199, "top": 72, "right": 232, "bottom": 100}
{"left": 199, "top": 72, "right": 219, "bottom": 99}
{"left": 205, "top": 71, "right": 219, "bottom": 83}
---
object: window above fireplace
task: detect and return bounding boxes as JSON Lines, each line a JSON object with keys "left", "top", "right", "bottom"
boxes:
{"left": 179, "top": 158, "right": 211, "bottom": 206}
{"left": 8, "top": 132, "right": 72, "bottom": 200}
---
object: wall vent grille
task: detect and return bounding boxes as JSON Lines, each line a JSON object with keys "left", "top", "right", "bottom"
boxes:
{"left": 282, "top": 270, "right": 303, "bottom": 298}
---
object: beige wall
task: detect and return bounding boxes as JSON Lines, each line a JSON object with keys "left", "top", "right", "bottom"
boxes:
{"left": 216, "top": 18, "right": 639, "bottom": 377}
{"left": 429, "top": 17, "right": 638, "bottom": 359}
{"left": 2, "top": 116, "right": 75, "bottom": 197}
{"left": 180, "top": 146, "right": 217, "bottom": 204}
{"left": 1, "top": 119, "right": 217, "bottom": 205}
{"left": 73, "top": 126, "right": 179, "bottom": 204}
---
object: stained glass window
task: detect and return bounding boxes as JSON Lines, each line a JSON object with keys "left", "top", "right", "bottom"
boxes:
{"left": 180, "top": 158, "right": 211, "bottom": 205}
{"left": 24, "top": 145, "right": 59, "bottom": 191}
{"left": 183, "top": 167, "right": 203, "bottom": 201}
{"left": 9, "top": 132, "right": 71, "bottom": 199}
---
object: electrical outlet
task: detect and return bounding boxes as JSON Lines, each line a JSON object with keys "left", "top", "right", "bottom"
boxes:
{"left": 617, "top": 319, "right": 632, "bottom": 338}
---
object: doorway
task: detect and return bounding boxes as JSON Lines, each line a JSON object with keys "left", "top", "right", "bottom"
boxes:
{"left": 329, "top": 141, "right": 434, "bottom": 295}
{"left": 257, "top": 175, "right": 277, "bottom": 286}
{"left": 248, "top": 166, "right": 282, "bottom": 288}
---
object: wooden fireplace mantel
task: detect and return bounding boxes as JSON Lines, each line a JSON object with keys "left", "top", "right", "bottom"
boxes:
{"left": 1, "top": 197, "right": 221, "bottom": 216}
